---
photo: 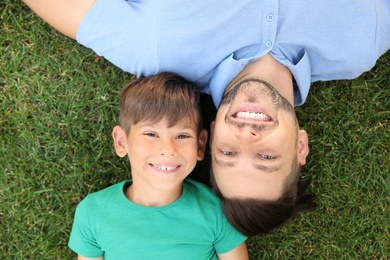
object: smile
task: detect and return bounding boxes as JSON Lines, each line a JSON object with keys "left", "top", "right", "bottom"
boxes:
{"left": 235, "top": 111, "right": 271, "bottom": 121}
{"left": 227, "top": 109, "right": 277, "bottom": 131}
{"left": 230, "top": 103, "right": 275, "bottom": 123}
{"left": 150, "top": 164, "right": 181, "bottom": 172}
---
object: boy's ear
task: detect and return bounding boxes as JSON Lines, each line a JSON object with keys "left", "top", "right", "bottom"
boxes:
{"left": 197, "top": 129, "right": 208, "bottom": 161}
{"left": 112, "top": 125, "right": 128, "bottom": 158}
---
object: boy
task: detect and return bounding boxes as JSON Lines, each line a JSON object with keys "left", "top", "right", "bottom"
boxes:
{"left": 68, "top": 72, "right": 248, "bottom": 259}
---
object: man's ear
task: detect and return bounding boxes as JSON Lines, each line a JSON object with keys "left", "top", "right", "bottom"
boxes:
{"left": 197, "top": 129, "right": 208, "bottom": 161}
{"left": 112, "top": 125, "right": 128, "bottom": 158}
{"left": 297, "top": 129, "right": 309, "bottom": 166}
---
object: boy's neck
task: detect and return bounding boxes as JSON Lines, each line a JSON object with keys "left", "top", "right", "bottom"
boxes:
{"left": 125, "top": 183, "right": 183, "bottom": 207}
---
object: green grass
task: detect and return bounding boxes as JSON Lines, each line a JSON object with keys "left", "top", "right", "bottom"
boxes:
{"left": 1, "top": 1, "right": 389, "bottom": 259}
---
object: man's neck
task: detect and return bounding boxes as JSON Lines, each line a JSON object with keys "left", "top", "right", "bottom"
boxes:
{"left": 226, "top": 53, "right": 295, "bottom": 106}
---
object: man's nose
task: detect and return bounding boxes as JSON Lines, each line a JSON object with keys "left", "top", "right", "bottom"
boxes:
{"left": 159, "top": 139, "right": 177, "bottom": 156}
{"left": 236, "top": 127, "right": 261, "bottom": 142}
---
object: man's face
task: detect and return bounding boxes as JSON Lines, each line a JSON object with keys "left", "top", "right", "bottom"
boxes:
{"left": 210, "top": 79, "right": 308, "bottom": 201}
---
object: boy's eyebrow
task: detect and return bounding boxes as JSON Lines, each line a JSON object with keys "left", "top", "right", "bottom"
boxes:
{"left": 178, "top": 125, "right": 197, "bottom": 130}
{"left": 137, "top": 122, "right": 197, "bottom": 131}
{"left": 171, "top": 121, "right": 198, "bottom": 131}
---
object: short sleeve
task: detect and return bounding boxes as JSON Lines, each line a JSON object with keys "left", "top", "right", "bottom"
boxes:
{"left": 68, "top": 196, "right": 103, "bottom": 258}
{"left": 76, "top": 0, "right": 157, "bottom": 77}
{"left": 213, "top": 204, "right": 247, "bottom": 254}
{"left": 375, "top": 0, "right": 390, "bottom": 57}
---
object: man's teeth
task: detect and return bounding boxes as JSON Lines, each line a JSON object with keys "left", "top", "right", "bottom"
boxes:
{"left": 236, "top": 111, "right": 270, "bottom": 120}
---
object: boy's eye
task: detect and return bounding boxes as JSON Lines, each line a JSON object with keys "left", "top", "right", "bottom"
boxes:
{"left": 177, "top": 134, "right": 191, "bottom": 139}
{"left": 144, "top": 132, "right": 158, "bottom": 138}
{"left": 259, "top": 154, "right": 275, "bottom": 160}
{"left": 221, "top": 151, "right": 237, "bottom": 156}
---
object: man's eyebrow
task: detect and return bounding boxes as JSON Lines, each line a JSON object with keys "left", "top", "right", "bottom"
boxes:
{"left": 254, "top": 163, "right": 282, "bottom": 173}
{"left": 215, "top": 155, "right": 282, "bottom": 172}
{"left": 214, "top": 156, "right": 235, "bottom": 168}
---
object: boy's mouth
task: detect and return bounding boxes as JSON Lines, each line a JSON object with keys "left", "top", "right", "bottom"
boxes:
{"left": 150, "top": 163, "right": 181, "bottom": 173}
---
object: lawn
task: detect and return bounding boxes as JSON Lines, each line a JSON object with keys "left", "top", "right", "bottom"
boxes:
{"left": 1, "top": 1, "right": 389, "bottom": 259}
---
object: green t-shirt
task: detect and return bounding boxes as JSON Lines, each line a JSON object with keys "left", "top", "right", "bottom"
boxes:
{"left": 68, "top": 178, "right": 246, "bottom": 259}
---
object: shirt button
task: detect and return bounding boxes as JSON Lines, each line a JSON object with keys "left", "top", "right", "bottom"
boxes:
{"left": 266, "top": 41, "right": 272, "bottom": 48}
{"left": 267, "top": 14, "right": 274, "bottom": 21}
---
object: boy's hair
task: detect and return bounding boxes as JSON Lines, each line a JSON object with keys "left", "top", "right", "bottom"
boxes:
{"left": 119, "top": 72, "right": 202, "bottom": 135}
{"left": 210, "top": 158, "right": 316, "bottom": 237}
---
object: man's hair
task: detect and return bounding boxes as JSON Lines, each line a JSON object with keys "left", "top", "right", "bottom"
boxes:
{"left": 119, "top": 72, "right": 202, "bottom": 135}
{"left": 210, "top": 158, "right": 315, "bottom": 237}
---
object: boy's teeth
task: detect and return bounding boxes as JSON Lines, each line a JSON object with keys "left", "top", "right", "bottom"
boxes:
{"left": 236, "top": 111, "right": 270, "bottom": 120}
{"left": 158, "top": 166, "right": 176, "bottom": 171}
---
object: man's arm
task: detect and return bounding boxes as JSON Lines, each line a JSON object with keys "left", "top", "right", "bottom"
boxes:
{"left": 217, "top": 242, "right": 249, "bottom": 260}
{"left": 22, "top": 0, "right": 96, "bottom": 39}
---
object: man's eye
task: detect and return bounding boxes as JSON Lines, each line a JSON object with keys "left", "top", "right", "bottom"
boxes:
{"left": 259, "top": 154, "right": 275, "bottom": 160}
{"left": 221, "top": 151, "right": 236, "bottom": 156}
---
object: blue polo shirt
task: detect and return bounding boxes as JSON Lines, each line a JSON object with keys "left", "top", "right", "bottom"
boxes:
{"left": 77, "top": 0, "right": 390, "bottom": 107}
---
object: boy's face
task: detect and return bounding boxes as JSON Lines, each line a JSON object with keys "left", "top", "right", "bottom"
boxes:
{"left": 113, "top": 118, "right": 207, "bottom": 194}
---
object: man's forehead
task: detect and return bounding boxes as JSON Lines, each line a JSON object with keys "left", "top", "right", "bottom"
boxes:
{"left": 212, "top": 164, "right": 285, "bottom": 200}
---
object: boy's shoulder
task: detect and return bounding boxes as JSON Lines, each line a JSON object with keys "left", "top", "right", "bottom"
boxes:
{"left": 80, "top": 180, "right": 130, "bottom": 206}
{"left": 184, "top": 178, "right": 213, "bottom": 193}
{"left": 78, "top": 179, "right": 221, "bottom": 213}
{"left": 183, "top": 178, "right": 221, "bottom": 206}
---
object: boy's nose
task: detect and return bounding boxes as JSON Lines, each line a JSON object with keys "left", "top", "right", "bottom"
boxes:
{"left": 159, "top": 140, "right": 177, "bottom": 156}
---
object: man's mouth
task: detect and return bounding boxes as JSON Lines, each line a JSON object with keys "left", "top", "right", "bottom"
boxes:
{"left": 235, "top": 111, "right": 271, "bottom": 121}
{"left": 226, "top": 104, "right": 277, "bottom": 131}
{"left": 229, "top": 103, "right": 274, "bottom": 122}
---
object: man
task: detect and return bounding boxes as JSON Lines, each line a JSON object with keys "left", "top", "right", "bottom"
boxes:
{"left": 22, "top": 0, "right": 390, "bottom": 236}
